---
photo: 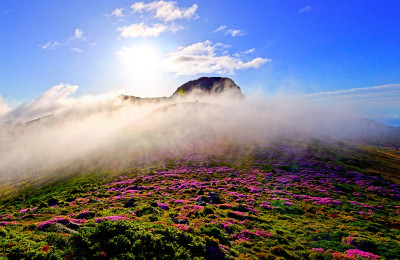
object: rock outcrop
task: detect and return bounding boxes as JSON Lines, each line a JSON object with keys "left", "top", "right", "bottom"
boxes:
{"left": 172, "top": 77, "right": 244, "bottom": 97}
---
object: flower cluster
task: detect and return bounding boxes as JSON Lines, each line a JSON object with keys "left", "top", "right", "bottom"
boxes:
{"left": 333, "top": 249, "right": 380, "bottom": 260}
{"left": 36, "top": 217, "right": 70, "bottom": 230}
{"left": 94, "top": 216, "right": 128, "bottom": 222}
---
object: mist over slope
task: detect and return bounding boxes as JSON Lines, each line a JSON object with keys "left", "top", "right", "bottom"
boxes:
{"left": 0, "top": 77, "right": 399, "bottom": 181}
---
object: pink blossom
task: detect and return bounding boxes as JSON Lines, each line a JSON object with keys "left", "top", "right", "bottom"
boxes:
{"left": 95, "top": 216, "right": 128, "bottom": 222}
{"left": 344, "top": 249, "right": 379, "bottom": 260}
{"left": 157, "top": 202, "right": 169, "bottom": 210}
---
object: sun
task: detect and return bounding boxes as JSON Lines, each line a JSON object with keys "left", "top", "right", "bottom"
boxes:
{"left": 117, "top": 44, "right": 162, "bottom": 76}
{"left": 116, "top": 44, "right": 172, "bottom": 97}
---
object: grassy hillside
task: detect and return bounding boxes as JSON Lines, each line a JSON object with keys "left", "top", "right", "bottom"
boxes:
{"left": 0, "top": 139, "right": 399, "bottom": 259}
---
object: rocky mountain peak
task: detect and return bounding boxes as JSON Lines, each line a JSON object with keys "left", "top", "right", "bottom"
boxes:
{"left": 172, "top": 77, "right": 244, "bottom": 97}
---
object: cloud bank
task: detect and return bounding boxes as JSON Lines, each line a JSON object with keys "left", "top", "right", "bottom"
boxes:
{"left": 0, "top": 97, "right": 11, "bottom": 118}
{"left": 2, "top": 81, "right": 395, "bottom": 182}
{"left": 1, "top": 84, "right": 116, "bottom": 123}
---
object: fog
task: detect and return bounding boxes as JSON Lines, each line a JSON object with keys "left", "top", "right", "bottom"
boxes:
{"left": 0, "top": 85, "right": 390, "bottom": 182}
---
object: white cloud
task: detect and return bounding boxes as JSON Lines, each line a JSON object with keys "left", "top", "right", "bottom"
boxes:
{"left": 111, "top": 8, "right": 124, "bottom": 17}
{"left": 298, "top": 5, "right": 312, "bottom": 14}
{"left": 213, "top": 25, "right": 244, "bottom": 37}
{"left": 163, "top": 40, "right": 270, "bottom": 75}
{"left": 41, "top": 28, "right": 85, "bottom": 50}
{"left": 169, "top": 24, "right": 184, "bottom": 32}
{"left": 131, "top": 1, "right": 198, "bottom": 22}
{"left": 117, "top": 22, "right": 183, "bottom": 38}
{"left": 40, "top": 40, "right": 60, "bottom": 50}
{"left": 214, "top": 25, "right": 227, "bottom": 32}
{"left": 70, "top": 48, "right": 83, "bottom": 53}
{"left": 225, "top": 29, "right": 244, "bottom": 37}
{"left": 74, "top": 28, "right": 84, "bottom": 39}
{"left": 118, "top": 22, "right": 168, "bottom": 38}
{"left": 243, "top": 48, "right": 255, "bottom": 54}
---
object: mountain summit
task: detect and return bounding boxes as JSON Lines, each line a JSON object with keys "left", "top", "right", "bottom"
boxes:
{"left": 172, "top": 77, "right": 244, "bottom": 97}
{"left": 119, "top": 77, "right": 244, "bottom": 103}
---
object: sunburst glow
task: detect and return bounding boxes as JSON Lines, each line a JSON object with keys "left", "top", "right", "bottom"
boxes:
{"left": 117, "top": 45, "right": 162, "bottom": 76}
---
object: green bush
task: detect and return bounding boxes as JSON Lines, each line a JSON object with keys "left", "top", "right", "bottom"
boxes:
{"left": 0, "top": 228, "right": 7, "bottom": 237}
{"left": 202, "top": 206, "right": 215, "bottom": 216}
{"left": 136, "top": 205, "right": 159, "bottom": 217}
{"left": 199, "top": 224, "right": 230, "bottom": 245}
{"left": 68, "top": 220, "right": 231, "bottom": 259}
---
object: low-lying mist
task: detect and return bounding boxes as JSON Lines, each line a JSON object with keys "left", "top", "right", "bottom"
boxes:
{"left": 0, "top": 88, "right": 394, "bottom": 182}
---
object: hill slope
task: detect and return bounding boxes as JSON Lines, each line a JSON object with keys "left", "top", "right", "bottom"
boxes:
{"left": 0, "top": 138, "right": 399, "bottom": 259}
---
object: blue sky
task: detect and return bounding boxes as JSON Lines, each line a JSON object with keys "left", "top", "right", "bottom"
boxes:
{"left": 1, "top": 1, "right": 400, "bottom": 125}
